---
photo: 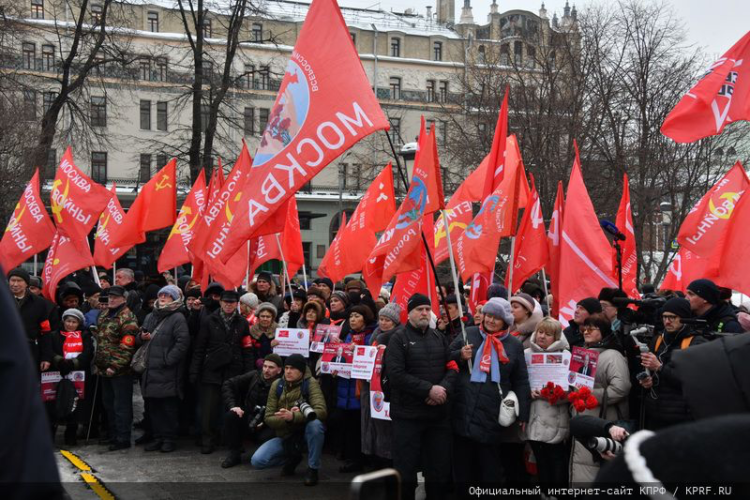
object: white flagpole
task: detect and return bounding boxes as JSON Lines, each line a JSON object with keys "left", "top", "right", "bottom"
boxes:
{"left": 245, "top": 240, "right": 251, "bottom": 288}
{"left": 541, "top": 267, "right": 551, "bottom": 315}
{"left": 33, "top": 255, "right": 38, "bottom": 276}
{"left": 275, "top": 234, "right": 294, "bottom": 294}
{"left": 302, "top": 263, "right": 309, "bottom": 292}
{"left": 440, "top": 210, "right": 471, "bottom": 369}
{"left": 507, "top": 236, "right": 516, "bottom": 300}
{"left": 84, "top": 239, "right": 101, "bottom": 287}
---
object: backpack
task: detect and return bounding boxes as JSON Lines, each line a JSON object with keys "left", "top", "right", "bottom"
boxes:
{"left": 276, "top": 377, "right": 310, "bottom": 401}
{"left": 55, "top": 378, "right": 79, "bottom": 420}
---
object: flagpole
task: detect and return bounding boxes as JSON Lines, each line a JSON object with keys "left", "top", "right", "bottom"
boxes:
{"left": 302, "top": 263, "right": 309, "bottom": 292}
{"left": 275, "top": 234, "right": 294, "bottom": 294}
{"left": 33, "top": 255, "right": 38, "bottom": 277}
{"left": 245, "top": 240, "right": 250, "bottom": 289}
{"left": 506, "top": 237, "right": 516, "bottom": 300}
{"left": 540, "top": 267, "right": 551, "bottom": 315}
{"left": 441, "top": 210, "right": 472, "bottom": 369}
{"left": 84, "top": 238, "right": 101, "bottom": 287}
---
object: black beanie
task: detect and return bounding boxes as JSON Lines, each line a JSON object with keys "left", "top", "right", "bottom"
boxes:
{"left": 284, "top": 354, "right": 307, "bottom": 373}
{"left": 687, "top": 279, "right": 720, "bottom": 305}
{"left": 577, "top": 297, "right": 603, "bottom": 315}
{"left": 8, "top": 268, "right": 30, "bottom": 285}
{"left": 598, "top": 287, "right": 627, "bottom": 304}
{"left": 407, "top": 293, "right": 431, "bottom": 312}
{"left": 662, "top": 297, "right": 692, "bottom": 319}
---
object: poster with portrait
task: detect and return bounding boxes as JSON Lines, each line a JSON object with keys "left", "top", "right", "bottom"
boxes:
{"left": 370, "top": 348, "right": 391, "bottom": 421}
{"left": 568, "top": 347, "right": 599, "bottom": 389}
{"left": 41, "top": 371, "right": 86, "bottom": 401}
{"left": 525, "top": 350, "right": 572, "bottom": 390}
{"left": 320, "top": 343, "right": 354, "bottom": 379}
{"left": 351, "top": 345, "right": 378, "bottom": 380}
{"left": 273, "top": 328, "right": 310, "bottom": 357}
{"left": 309, "top": 324, "right": 342, "bottom": 353}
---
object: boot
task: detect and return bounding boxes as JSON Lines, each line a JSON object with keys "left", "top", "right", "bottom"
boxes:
{"left": 135, "top": 433, "right": 154, "bottom": 445}
{"left": 304, "top": 468, "right": 318, "bottom": 486}
{"left": 221, "top": 452, "right": 242, "bottom": 469}
{"left": 160, "top": 441, "right": 176, "bottom": 453}
{"left": 144, "top": 440, "right": 163, "bottom": 452}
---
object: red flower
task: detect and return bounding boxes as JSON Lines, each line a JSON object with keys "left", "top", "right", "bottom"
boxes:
{"left": 573, "top": 400, "right": 586, "bottom": 412}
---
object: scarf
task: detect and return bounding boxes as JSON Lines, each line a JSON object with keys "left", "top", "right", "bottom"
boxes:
{"left": 470, "top": 327, "right": 510, "bottom": 384}
{"left": 220, "top": 310, "right": 238, "bottom": 334}
{"left": 250, "top": 321, "right": 277, "bottom": 340}
{"left": 62, "top": 331, "right": 83, "bottom": 359}
{"left": 154, "top": 297, "right": 185, "bottom": 318}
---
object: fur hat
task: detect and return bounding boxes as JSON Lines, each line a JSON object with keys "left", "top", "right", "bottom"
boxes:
{"left": 302, "top": 300, "right": 324, "bottom": 321}
{"left": 482, "top": 297, "right": 514, "bottom": 327}
{"left": 345, "top": 279, "right": 364, "bottom": 292}
{"left": 486, "top": 283, "right": 508, "bottom": 300}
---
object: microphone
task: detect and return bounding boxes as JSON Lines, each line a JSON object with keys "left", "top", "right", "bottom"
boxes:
{"left": 600, "top": 219, "right": 626, "bottom": 241}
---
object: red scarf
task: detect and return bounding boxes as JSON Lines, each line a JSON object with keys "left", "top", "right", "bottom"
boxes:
{"left": 480, "top": 328, "right": 510, "bottom": 374}
{"left": 62, "top": 330, "right": 83, "bottom": 359}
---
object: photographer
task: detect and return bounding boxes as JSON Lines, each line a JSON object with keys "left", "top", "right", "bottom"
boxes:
{"left": 685, "top": 279, "right": 743, "bottom": 333}
{"left": 220, "top": 354, "right": 283, "bottom": 468}
{"left": 570, "top": 415, "right": 630, "bottom": 462}
{"left": 251, "top": 354, "right": 327, "bottom": 487}
{"left": 639, "top": 298, "right": 707, "bottom": 430}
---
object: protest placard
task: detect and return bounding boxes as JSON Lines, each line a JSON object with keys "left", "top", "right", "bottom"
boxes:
{"left": 568, "top": 347, "right": 599, "bottom": 389}
{"left": 273, "top": 328, "right": 310, "bottom": 357}
{"left": 525, "top": 350, "right": 572, "bottom": 390}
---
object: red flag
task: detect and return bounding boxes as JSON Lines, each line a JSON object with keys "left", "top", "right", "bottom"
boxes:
{"left": 676, "top": 161, "right": 749, "bottom": 258}
{"left": 483, "top": 85, "right": 509, "bottom": 199}
{"left": 50, "top": 147, "right": 112, "bottom": 240}
{"left": 661, "top": 247, "right": 709, "bottom": 292}
{"left": 705, "top": 187, "right": 750, "bottom": 295}
{"left": 247, "top": 234, "right": 282, "bottom": 282}
{"left": 0, "top": 169, "right": 56, "bottom": 272}
{"left": 506, "top": 175, "right": 548, "bottom": 293}
{"left": 42, "top": 230, "right": 95, "bottom": 301}
{"left": 93, "top": 185, "right": 130, "bottom": 269}
{"left": 547, "top": 181, "right": 564, "bottom": 317}
{"left": 363, "top": 119, "right": 443, "bottom": 292}
{"left": 208, "top": 160, "right": 225, "bottom": 197}
{"left": 210, "top": 0, "right": 389, "bottom": 265}
{"left": 557, "top": 142, "right": 616, "bottom": 326}
{"left": 280, "top": 197, "right": 305, "bottom": 278}
{"left": 614, "top": 174, "right": 640, "bottom": 299}
{"left": 158, "top": 170, "right": 208, "bottom": 273}
{"left": 317, "top": 212, "right": 346, "bottom": 281}
{"left": 111, "top": 159, "right": 177, "bottom": 248}
{"left": 319, "top": 164, "right": 396, "bottom": 282}
{"left": 468, "top": 272, "right": 492, "bottom": 315}
{"left": 662, "top": 31, "right": 750, "bottom": 143}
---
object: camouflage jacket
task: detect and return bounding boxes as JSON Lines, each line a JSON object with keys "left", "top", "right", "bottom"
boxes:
{"left": 94, "top": 305, "right": 139, "bottom": 377}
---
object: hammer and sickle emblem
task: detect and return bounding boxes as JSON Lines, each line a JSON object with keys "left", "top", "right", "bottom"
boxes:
{"left": 51, "top": 179, "right": 70, "bottom": 223}
{"left": 167, "top": 206, "right": 200, "bottom": 240}
{"left": 225, "top": 192, "right": 242, "bottom": 223}
{"left": 155, "top": 174, "right": 173, "bottom": 191}
{"left": 708, "top": 192, "right": 738, "bottom": 220}
{"left": 5, "top": 203, "right": 26, "bottom": 232}
{"left": 95, "top": 214, "right": 111, "bottom": 239}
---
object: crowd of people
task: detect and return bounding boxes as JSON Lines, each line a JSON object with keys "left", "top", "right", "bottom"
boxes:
{"left": 7, "top": 264, "right": 750, "bottom": 497}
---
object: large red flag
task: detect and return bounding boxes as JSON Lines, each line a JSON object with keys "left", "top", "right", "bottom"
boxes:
{"left": 614, "top": 174, "right": 640, "bottom": 299}
{"left": 0, "top": 169, "right": 56, "bottom": 272}
{"left": 547, "top": 181, "right": 564, "bottom": 317}
{"left": 42, "top": 230, "right": 95, "bottom": 301}
{"left": 210, "top": 0, "right": 389, "bottom": 265}
{"left": 676, "top": 161, "right": 749, "bottom": 258}
{"left": 93, "top": 185, "right": 130, "bottom": 269}
{"left": 363, "top": 119, "right": 443, "bottom": 292}
{"left": 557, "top": 143, "right": 616, "bottom": 326}
{"left": 280, "top": 197, "right": 305, "bottom": 278}
{"left": 158, "top": 170, "right": 207, "bottom": 273}
{"left": 706, "top": 188, "right": 750, "bottom": 295}
{"left": 247, "top": 234, "right": 281, "bottom": 282}
{"left": 506, "top": 175, "right": 548, "bottom": 293}
{"left": 209, "top": 160, "right": 225, "bottom": 197}
{"left": 50, "top": 147, "right": 112, "bottom": 240}
{"left": 111, "top": 159, "right": 177, "bottom": 248}
{"left": 662, "top": 31, "right": 750, "bottom": 143}
{"left": 483, "top": 85, "right": 509, "bottom": 198}
{"left": 661, "top": 247, "right": 710, "bottom": 292}
{"left": 319, "top": 164, "right": 396, "bottom": 282}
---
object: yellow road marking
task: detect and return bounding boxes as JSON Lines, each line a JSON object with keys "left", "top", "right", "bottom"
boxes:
{"left": 60, "top": 449, "right": 92, "bottom": 471}
{"left": 60, "top": 450, "right": 116, "bottom": 500}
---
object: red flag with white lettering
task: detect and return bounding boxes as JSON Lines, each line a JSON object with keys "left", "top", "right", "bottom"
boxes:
{"left": 662, "top": 31, "right": 750, "bottom": 143}
{"left": 0, "top": 169, "right": 56, "bottom": 272}
{"left": 547, "top": 181, "right": 564, "bottom": 317}
{"left": 614, "top": 174, "right": 640, "bottom": 299}
{"left": 705, "top": 187, "right": 750, "bottom": 295}
{"left": 93, "top": 185, "right": 130, "bottom": 269}
{"left": 506, "top": 175, "right": 548, "bottom": 293}
{"left": 158, "top": 170, "right": 207, "bottom": 273}
{"left": 42, "top": 230, "right": 95, "bottom": 301}
{"left": 557, "top": 143, "right": 616, "bottom": 326}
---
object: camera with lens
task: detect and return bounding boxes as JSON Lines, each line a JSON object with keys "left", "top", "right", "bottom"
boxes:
{"left": 587, "top": 436, "right": 623, "bottom": 454}
{"left": 296, "top": 400, "right": 317, "bottom": 422}
{"left": 248, "top": 405, "right": 265, "bottom": 430}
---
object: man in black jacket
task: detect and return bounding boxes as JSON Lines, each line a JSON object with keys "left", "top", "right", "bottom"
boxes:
{"left": 562, "top": 297, "right": 602, "bottom": 347}
{"left": 686, "top": 278, "right": 743, "bottom": 333}
{"left": 8, "top": 268, "right": 56, "bottom": 365}
{"left": 220, "top": 353, "right": 283, "bottom": 468}
{"left": 386, "top": 293, "right": 458, "bottom": 500}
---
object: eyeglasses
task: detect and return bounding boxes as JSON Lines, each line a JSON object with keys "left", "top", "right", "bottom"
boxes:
{"left": 662, "top": 314, "right": 679, "bottom": 322}
{"left": 582, "top": 327, "right": 601, "bottom": 333}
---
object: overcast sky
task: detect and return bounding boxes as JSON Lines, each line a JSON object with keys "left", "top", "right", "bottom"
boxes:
{"left": 342, "top": 0, "right": 749, "bottom": 59}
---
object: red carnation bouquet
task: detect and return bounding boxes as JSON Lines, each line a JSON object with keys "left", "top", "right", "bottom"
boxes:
{"left": 567, "top": 386, "right": 598, "bottom": 413}
{"left": 539, "top": 381, "right": 567, "bottom": 405}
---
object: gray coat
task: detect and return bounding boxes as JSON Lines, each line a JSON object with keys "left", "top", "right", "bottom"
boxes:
{"left": 139, "top": 308, "right": 190, "bottom": 399}
{"left": 523, "top": 331, "right": 571, "bottom": 444}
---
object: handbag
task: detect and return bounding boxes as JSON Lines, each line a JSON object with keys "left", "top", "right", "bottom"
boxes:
{"left": 130, "top": 319, "right": 166, "bottom": 375}
{"left": 497, "top": 383, "right": 520, "bottom": 427}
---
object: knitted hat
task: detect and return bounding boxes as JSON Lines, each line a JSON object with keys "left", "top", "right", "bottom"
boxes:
{"left": 256, "top": 302, "right": 278, "bottom": 318}
{"left": 330, "top": 290, "right": 349, "bottom": 306}
{"left": 510, "top": 293, "right": 536, "bottom": 314}
{"left": 345, "top": 279, "right": 364, "bottom": 292}
{"left": 378, "top": 302, "right": 401, "bottom": 325}
{"left": 407, "top": 293, "right": 431, "bottom": 312}
{"left": 185, "top": 287, "right": 202, "bottom": 299}
{"left": 264, "top": 353, "right": 283, "bottom": 368}
{"left": 349, "top": 304, "right": 374, "bottom": 325}
{"left": 240, "top": 292, "right": 259, "bottom": 309}
{"left": 482, "top": 297, "right": 514, "bottom": 327}
{"left": 220, "top": 290, "right": 240, "bottom": 302}
{"left": 662, "top": 297, "right": 692, "bottom": 319}
{"left": 284, "top": 354, "right": 307, "bottom": 373}
{"left": 577, "top": 297, "right": 603, "bottom": 315}
{"left": 486, "top": 283, "right": 508, "bottom": 300}
{"left": 687, "top": 279, "right": 720, "bottom": 305}
{"left": 8, "top": 268, "right": 30, "bottom": 285}
{"left": 62, "top": 308, "right": 85, "bottom": 326}
{"left": 158, "top": 285, "right": 181, "bottom": 301}
{"left": 256, "top": 271, "right": 273, "bottom": 284}
{"left": 29, "top": 276, "right": 43, "bottom": 289}
{"left": 314, "top": 277, "right": 334, "bottom": 290}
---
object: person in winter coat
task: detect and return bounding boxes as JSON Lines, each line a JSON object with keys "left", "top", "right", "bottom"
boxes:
{"left": 239, "top": 292, "right": 259, "bottom": 327}
{"left": 437, "top": 293, "right": 473, "bottom": 342}
{"left": 387, "top": 294, "right": 458, "bottom": 500}
{"left": 250, "top": 272, "right": 283, "bottom": 312}
{"left": 8, "top": 267, "right": 56, "bottom": 365}
{"left": 278, "top": 288, "right": 307, "bottom": 328}
{"left": 450, "top": 297, "right": 531, "bottom": 492}
{"left": 509, "top": 293, "right": 544, "bottom": 348}
{"left": 638, "top": 298, "right": 707, "bottom": 430}
{"left": 569, "top": 314, "right": 631, "bottom": 485}
{"left": 296, "top": 300, "right": 328, "bottom": 332}
{"left": 248, "top": 302, "right": 278, "bottom": 370}
{"left": 685, "top": 279, "right": 743, "bottom": 333}
{"left": 328, "top": 290, "right": 350, "bottom": 329}
{"left": 361, "top": 303, "right": 400, "bottom": 466}
{"left": 40, "top": 308, "right": 95, "bottom": 446}
{"left": 220, "top": 353, "right": 283, "bottom": 468}
{"left": 189, "top": 290, "right": 255, "bottom": 454}
{"left": 562, "top": 297, "right": 602, "bottom": 348}
{"left": 523, "top": 317, "right": 570, "bottom": 490}
{"left": 136, "top": 285, "right": 190, "bottom": 453}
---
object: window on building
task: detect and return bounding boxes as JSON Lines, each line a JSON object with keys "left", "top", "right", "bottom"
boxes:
{"left": 139, "top": 154, "right": 151, "bottom": 182}
{"left": 242, "top": 64, "right": 254, "bottom": 89}
{"left": 201, "top": 18, "right": 212, "bottom": 38}
{"left": 439, "top": 120, "right": 448, "bottom": 146}
{"left": 514, "top": 41, "right": 523, "bottom": 66}
{"left": 91, "top": 152, "right": 107, "bottom": 183}
{"left": 201, "top": 104, "right": 210, "bottom": 132}
{"left": 22, "top": 42, "right": 35, "bottom": 70}
{"left": 43, "top": 91, "right": 56, "bottom": 114}
{"left": 438, "top": 80, "right": 448, "bottom": 103}
{"left": 302, "top": 241, "right": 311, "bottom": 269}
{"left": 389, "top": 76, "right": 401, "bottom": 100}
{"left": 526, "top": 45, "right": 536, "bottom": 68}
{"left": 140, "top": 100, "right": 151, "bottom": 130}
{"left": 259, "top": 66, "right": 270, "bottom": 90}
{"left": 389, "top": 117, "right": 401, "bottom": 145}
{"left": 252, "top": 23, "right": 263, "bottom": 42}
{"left": 23, "top": 90, "right": 36, "bottom": 121}
{"left": 426, "top": 79, "right": 436, "bottom": 103}
{"left": 433, "top": 41, "right": 442, "bottom": 61}
{"left": 155, "top": 57, "right": 167, "bottom": 81}
{"left": 41, "top": 44, "right": 54, "bottom": 72}
{"left": 31, "top": 0, "right": 43, "bottom": 19}
{"left": 478, "top": 45, "right": 486, "bottom": 63}
{"left": 500, "top": 44, "right": 509, "bottom": 65}
{"left": 93, "top": 54, "right": 106, "bottom": 76}
{"left": 243, "top": 107, "right": 255, "bottom": 136}
{"left": 147, "top": 11, "right": 159, "bottom": 32}
{"left": 299, "top": 215, "right": 311, "bottom": 230}
{"left": 316, "top": 244, "right": 326, "bottom": 259}
{"left": 156, "top": 154, "right": 168, "bottom": 170}
{"left": 139, "top": 59, "right": 151, "bottom": 80}
{"left": 549, "top": 50, "right": 556, "bottom": 70}
{"left": 156, "top": 101, "right": 167, "bottom": 131}
{"left": 390, "top": 37, "right": 400, "bottom": 57}
{"left": 202, "top": 60, "right": 213, "bottom": 80}
{"left": 350, "top": 32, "right": 356, "bottom": 45}
{"left": 45, "top": 149, "right": 56, "bottom": 178}
{"left": 259, "top": 107, "right": 269, "bottom": 133}
{"left": 90, "top": 96, "right": 107, "bottom": 127}
{"left": 91, "top": 3, "right": 102, "bottom": 25}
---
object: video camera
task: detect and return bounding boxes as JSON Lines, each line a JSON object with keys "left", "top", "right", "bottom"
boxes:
{"left": 248, "top": 405, "right": 266, "bottom": 430}
{"left": 679, "top": 318, "right": 739, "bottom": 341}
{"left": 614, "top": 295, "right": 666, "bottom": 331}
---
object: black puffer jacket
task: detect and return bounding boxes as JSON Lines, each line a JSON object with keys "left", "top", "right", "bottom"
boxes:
{"left": 190, "top": 310, "right": 254, "bottom": 385}
{"left": 697, "top": 302, "right": 743, "bottom": 333}
{"left": 385, "top": 322, "right": 457, "bottom": 421}
{"left": 563, "top": 321, "right": 584, "bottom": 348}
{"left": 449, "top": 327, "right": 530, "bottom": 443}
{"left": 139, "top": 307, "right": 191, "bottom": 399}
{"left": 221, "top": 370, "right": 278, "bottom": 412}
